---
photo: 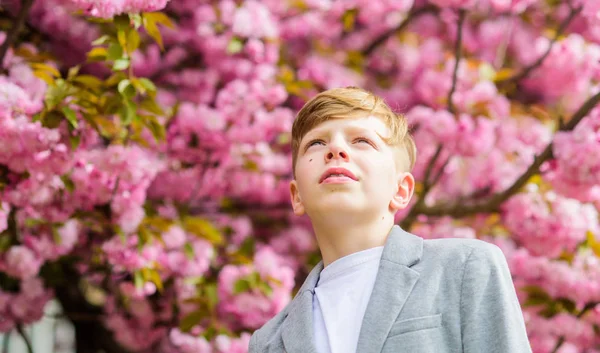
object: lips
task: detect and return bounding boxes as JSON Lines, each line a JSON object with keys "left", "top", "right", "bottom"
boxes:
{"left": 319, "top": 167, "right": 358, "bottom": 183}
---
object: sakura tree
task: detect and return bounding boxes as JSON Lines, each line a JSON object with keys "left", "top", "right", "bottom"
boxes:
{"left": 1, "top": 0, "right": 600, "bottom": 352}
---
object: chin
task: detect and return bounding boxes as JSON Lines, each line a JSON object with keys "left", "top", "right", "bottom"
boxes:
{"left": 311, "top": 196, "right": 370, "bottom": 214}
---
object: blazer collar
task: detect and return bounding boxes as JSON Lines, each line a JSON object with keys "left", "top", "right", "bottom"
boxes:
{"left": 281, "top": 225, "right": 423, "bottom": 353}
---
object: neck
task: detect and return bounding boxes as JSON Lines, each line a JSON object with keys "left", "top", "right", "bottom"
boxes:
{"left": 310, "top": 215, "right": 394, "bottom": 267}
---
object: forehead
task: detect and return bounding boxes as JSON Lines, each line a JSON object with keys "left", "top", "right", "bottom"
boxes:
{"left": 302, "top": 116, "right": 392, "bottom": 139}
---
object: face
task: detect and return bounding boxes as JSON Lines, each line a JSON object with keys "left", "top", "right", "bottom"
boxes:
{"left": 289, "top": 116, "right": 415, "bottom": 221}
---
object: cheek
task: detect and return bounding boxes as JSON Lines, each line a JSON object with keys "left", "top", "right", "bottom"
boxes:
{"left": 363, "top": 158, "right": 397, "bottom": 190}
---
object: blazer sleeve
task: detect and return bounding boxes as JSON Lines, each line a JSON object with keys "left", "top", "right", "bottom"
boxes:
{"left": 460, "top": 243, "right": 532, "bottom": 353}
{"left": 248, "top": 330, "right": 261, "bottom": 353}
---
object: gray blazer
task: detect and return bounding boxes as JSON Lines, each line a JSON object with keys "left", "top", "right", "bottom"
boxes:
{"left": 249, "top": 225, "right": 532, "bottom": 353}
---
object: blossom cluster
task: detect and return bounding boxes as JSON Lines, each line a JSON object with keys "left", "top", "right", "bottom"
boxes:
{"left": 2, "top": 0, "right": 600, "bottom": 352}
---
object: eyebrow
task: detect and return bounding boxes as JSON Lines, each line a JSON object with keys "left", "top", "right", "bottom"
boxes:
{"left": 301, "top": 125, "right": 386, "bottom": 150}
{"left": 306, "top": 125, "right": 377, "bottom": 138}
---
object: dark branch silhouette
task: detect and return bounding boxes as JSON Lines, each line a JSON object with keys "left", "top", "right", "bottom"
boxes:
{"left": 401, "top": 9, "right": 467, "bottom": 229}
{"left": 362, "top": 5, "right": 438, "bottom": 56}
{"left": 415, "top": 89, "right": 600, "bottom": 218}
{"left": 0, "top": 0, "right": 36, "bottom": 70}
{"left": 550, "top": 301, "right": 598, "bottom": 353}
{"left": 497, "top": 5, "right": 582, "bottom": 87}
{"left": 447, "top": 9, "right": 466, "bottom": 115}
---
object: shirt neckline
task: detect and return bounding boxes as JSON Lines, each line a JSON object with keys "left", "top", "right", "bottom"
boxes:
{"left": 318, "top": 246, "right": 384, "bottom": 285}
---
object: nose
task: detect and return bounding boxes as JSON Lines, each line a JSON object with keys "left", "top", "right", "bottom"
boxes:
{"left": 325, "top": 142, "right": 349, "bottom": 162}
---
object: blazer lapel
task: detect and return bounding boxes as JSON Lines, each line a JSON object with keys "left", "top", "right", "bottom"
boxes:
{"left": 356, "top": 226, "right": 424, "bottom": 353}
{"left": 281, "top": 261, "right": 323, "bottom": 353}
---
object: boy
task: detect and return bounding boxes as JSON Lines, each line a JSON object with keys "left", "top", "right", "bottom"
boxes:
{"left": 249, "top": 87, "right": 532, "bottom": 353}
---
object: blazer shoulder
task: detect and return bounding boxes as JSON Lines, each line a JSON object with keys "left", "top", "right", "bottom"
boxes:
{"left": 249, "top": 302, "right": 289, "bottom": 351}
{"left": 422, "top": 236, "right": 505, "bottom": 266}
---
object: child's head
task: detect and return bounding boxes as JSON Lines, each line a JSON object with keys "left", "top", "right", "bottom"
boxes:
{"left": 289, "top": 87, "right": 416, "bottom": 223}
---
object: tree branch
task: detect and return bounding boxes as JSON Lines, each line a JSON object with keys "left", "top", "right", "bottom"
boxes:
{"left": 416, "top": 89, "right": 600, "bottom": 218}
{"left": 400, "top": 9, "right": 467, "bottom": 230}
{"left": 550, "top": 301, "right": 598, "bottom": 353}
{"left": 362, "top": 5, "right": 438, "bottom": 56}
{"left": 400, "top": 144, "right": 442, "bottom": 229}
{"left": 16, "top": 325, "right": 33, "bottom": 353}
{"left": 447, "top": 9, "right": 466, "bottom": 115}
{"left": 0, "top": 0, "right": 35, "bottom": 70}
{"left": 497, "top": 5, "right": 582, "bottom": 86}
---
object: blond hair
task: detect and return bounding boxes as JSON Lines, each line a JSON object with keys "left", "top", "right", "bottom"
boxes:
{"left": 291, "top": 87, "right": 416, "bottom": 174}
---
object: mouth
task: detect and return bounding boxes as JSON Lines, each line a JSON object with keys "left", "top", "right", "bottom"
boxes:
{"left": 319, "top": 167, "right": 358, "bottom": 184}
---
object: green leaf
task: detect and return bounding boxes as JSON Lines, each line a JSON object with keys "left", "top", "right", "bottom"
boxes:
{"left": 105, "top": 72, "right": 127, "bottom": 87}
{"left": 33, "top": 70, "right": 55, "bottom": 85}
{"left": 0, "top": 235, "right": 13, "bottom": 252}
{"left": 60, "top": 175, "right": 75, "bottom": 192}
{"left": 180, "top": 309, "right": 207, "bottom": 332}
{"left": 182, "top": 217, "right": 224, "bottom": 245}
{"left": 226, "top": 37, "right": 244, "bottom": 54}
{"left": 87, "top": 47, "right": 108, "bottom": 61}
{"left": 127, "top": 30, "right": 141, "bottom": 54}
{"left": 134, "top": 271, "right": 144, "bottom": 290}
{"left": 238, "top": 237, "right": 255, "bottom": 257}
{"left": 341, "top": 9, "right": 358, "bottom": 32}
{"left": 92, "top": 35, "right": 111, "bottom": 46}
{"left": 557, "top": 298, "right": 576, "bottom": 313}
{"left": 118, "top": 79, "right": 136, "bottom": 98}
{"left": 31, "top": 63, "right": 61, "bottom": 78}
{"left": 259, "top": 282, "right": 273, "bottom": 296}
{"left": 118, "top": 29, "right": 127, "bottom": 48}
{"left": 102, "top": 95, "right": 123, "bottom": 115}
{"left": 61, "top": 106, "right": 79, "bottom": 129}
{"left": 143, "top": 13, "right": 164, "bottom": 50}
{"left": 184, "top": 243, "right": 195, "bottom": 259}
{"left": 205, "top": 284, "right": 218, "bottom": 309}
{"left": 67, "top": 65, "right": 81, "bottom": 80}
{"left": 144, "top": 268, "right": 163, "bottom": 292}
{"left": 45, "top": 84, "right": 69, "bottom": 111}
{"left": 107, "top": 42, "right": 124, "bottom": 61}
{"left": 72, "top": 75, "right": 103, "bottom": 90}
{"left": 41, "top": 111, "right": 64, "bottom": 129}
{"left": 114, "top": 14, "right": 130, "bottom": 31}
{"left": 138, "top": 78, "right": 156, "bottom": 92}
{"left": 69, "top": 135, "right": 81, "bottom": 150}
{"left": 24, "top": 218, "right": 45, "bottom": 227}
{"left": 143, "top": 114, "right": 166, "bottom": 141}
{"left": 140, "top": 97, "right": 165, "bottom": 115}
{"left": 233, "top": 278, "right": 252, "bottom": 294}
{"left": 119, "top": 100, "right": 137, "bottom": 126}
{"left": 52, "top": 226, "right": 62, "bottom": 245}
{"left": 143, "top": 12, "right": 175, "bottom": 28}
{"left": 112, "top": 58, "right": 130, "bottom": 71}
{"left": 522, "top": 285, "right": 552, "bottom": 307}
{"left": 129, "top": 13, "right": 143, "bottom": 29}
{"left": 587, "top": 231, "right": 600, "bottom": 257}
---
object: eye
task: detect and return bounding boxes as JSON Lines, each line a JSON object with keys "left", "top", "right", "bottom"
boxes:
{"left": 306, "top": 139, "right": 325, "bottom": 148}
{"left": 354, "top": 137, "right": 372, "bottom": 145}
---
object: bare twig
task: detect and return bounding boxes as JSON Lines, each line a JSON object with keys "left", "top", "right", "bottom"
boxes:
{"left": 362, "top": 5, "right": 438, "bottom": 56}
{"left": 416, "top": 89, "right": 600, "bottom": 218}
{"left": 400, "top": 145, "right": 443, "bottom": 229}
{"left": 498, "top": 5, "right": 582, "bottom": 86}
{"left": 0, "top": 0, "right": 36, "bottom": 69}
{"left": 550, "top": 301, "right": 598, "bottom": 353}
{"left": 16, "top": 325, "right": 33, "bottom": 353}
{"left": 400, "top": 9, "right": 468, "bottom": 230}
{"left": 447, "top": 9, "right": 466, "bottom": 115}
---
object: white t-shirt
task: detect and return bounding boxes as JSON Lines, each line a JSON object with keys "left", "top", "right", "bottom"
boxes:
{"left": 312, "top": 246, "right": 384, "bottom": 353}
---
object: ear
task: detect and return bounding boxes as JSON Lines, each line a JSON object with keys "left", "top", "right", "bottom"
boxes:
{"left": 289, "top": 180, "right": 305, "bottom": 216}
{"left": 390, "top": 172, "right": 415, "bottom": 211}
